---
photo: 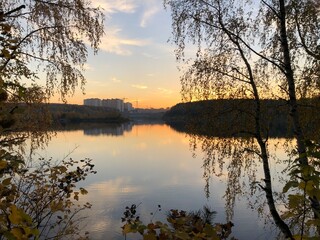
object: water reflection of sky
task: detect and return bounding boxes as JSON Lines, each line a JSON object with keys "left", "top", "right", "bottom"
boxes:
{"left": 31, "top": 124, "right": 291, "bottom": 239}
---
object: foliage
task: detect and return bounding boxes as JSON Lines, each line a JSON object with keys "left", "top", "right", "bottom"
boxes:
{"left": 0, "top": 1, "right": 104, "bottom": 102}
{"left": 48, "top": 104, "right": 128, "bottom": 124}
{"left": 122, "top": 204, "right": 235, "bottom": 240}
{"left": 163, "top": 0, "right": 319, "bottom": 239}
{"left": 164, "top": 0, "right": 319, "bottom": 100}
{"left": 164, "top": 99, "right": 292, "bottom": 137}
{"left": 282, "top": 140, "right": 320, "bottom": 238}
{"left": 0, "top": 1, "right": 104, "bottom": 239}
{"left": 0, "top": 0, "right": 105, "bottom": 145}
{"left": 0, "top": 156, "right": 95, "bottom": 240}
{"left": 0, "top": 94, "right": 96, "bottom": 239}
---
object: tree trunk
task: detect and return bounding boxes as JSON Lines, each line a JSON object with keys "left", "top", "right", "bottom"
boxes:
{"left": 259, "top": 140, "right": 294, "bottom": 239}
{"left": 278, "top": 0, "right": 320, "bottom": 228}
{"left": 252, "top": 72, "right": 293, "bottom": 239}
{"left": 229, "top": 30, "right": 294, "bottom": 238}
{"left": 279, "top": 0, "right": 308, "bottom": 166}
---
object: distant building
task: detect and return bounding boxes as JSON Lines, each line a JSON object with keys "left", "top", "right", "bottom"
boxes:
{"left": 84, "top": 98, "right": 134, "bottom": 112}
{"left": 83, "top": 98, "right": 101, "bottom": 107}
{"left": 124, "top": 102, "right": 133, "bottom": 112}
{"left": 102, "top": 98, "right": 124, "bottom": 112}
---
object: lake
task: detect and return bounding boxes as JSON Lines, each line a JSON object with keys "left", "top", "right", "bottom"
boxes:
{"left": 30, "top": 123, "right": 291, "bottom": 239}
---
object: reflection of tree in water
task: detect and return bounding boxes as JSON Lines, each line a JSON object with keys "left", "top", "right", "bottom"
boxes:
{"left": 189, "top": 134, "right": 260, "bottom": 220}
{"left": 190, "top": 132, "right": 320, "bottom": 236}
{"left": 0, "top": 102, "right": 95, "bottom": 239}
{"left": 163, "top": 0, "right": 320, "bottom": 237}
{"left": 0, "top": 0, "right": 104, "bottom": 237}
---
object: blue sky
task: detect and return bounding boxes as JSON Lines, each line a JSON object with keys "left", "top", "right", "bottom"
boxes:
{"left": 58, "top": 0, "right": 182, "bottom": 108}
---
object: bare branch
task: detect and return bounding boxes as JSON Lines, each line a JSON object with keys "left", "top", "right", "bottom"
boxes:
{"left": 189, "top": 14, "right": 286, "bottom": 74}
{"left": 209, "top": 67, "right": 251, "bottom": 84}
{"left": 18, "top": 51, "right": 57, "bottom": 66}
{"left": 261, "top": 0, "right": 280, "bottom": 19}
{"left": 0, "top": 25, "right": 64, "bottom": 73}
{"left": 4, "top": 5, "right": 26, "bottom": 16}
{"left": 294, "top": 7, "right": 320, "bottom": 60}
{"left": 198, "top": 0, "right": 218, "bottom": 11}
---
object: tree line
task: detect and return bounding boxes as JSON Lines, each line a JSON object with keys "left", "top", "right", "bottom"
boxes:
{"left": 48, "top": 103, "right": 128, "bottom": 124}
{"left": 164, "top": 98, "right": 320, "bottom": 138}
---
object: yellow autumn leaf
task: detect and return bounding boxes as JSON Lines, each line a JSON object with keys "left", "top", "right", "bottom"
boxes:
{"left": 2, "top": 177, "right": 11, "bottom": 186}
{"left": 8, "top": 205, "right": 32, "bottom": 225}
{"left": 143, "top": 233, "right": 157, "bottom": 240}
{"left": 24, "top": 225, "right": 39, "bottom": 238}
{"left": 2, "top": 24, "right": 11, "bottom": 32}
{"left": 9, "top": 206, "right": 23, "bottom": 224}
{"left": 0, "top": 160, "right": 7, "bottom": 170}
{"left": 80, "top": 188, "right": 88, "bottom": 195}
{"left": 74, "top": 192, "right": 79, "bottom": 201}
{"left": 11, "top": 227, "right": 24, "bottom": 239}
{"left": 59, "top": 166, "right": 67, "bottom": 173}
{"left": 293, "top": 235, "right": 309, "bottom": 240}
{"left": 50, "top": 201, "right": 64, "bottom": 212}
{"left": 122, "top": 224, "right": 132, "bottom": 234}
{"left": 174, "top": 231, "right": 189, "bottom": 239}
{"left": 2, "top": 49, "right": 10, "bottom": 59}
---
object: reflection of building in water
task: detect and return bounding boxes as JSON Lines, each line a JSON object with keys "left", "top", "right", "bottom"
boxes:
{"left": 83, "top": 123, "right": 133, "bottom": 136}
{"left": 84, "top": 98, "right": 134, "bottom": 112}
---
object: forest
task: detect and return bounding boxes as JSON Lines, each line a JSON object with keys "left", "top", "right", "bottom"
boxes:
{"left": 48, "top": 103, "right": 128, "bottom": 124}
{"left": 164, "top": 98, "right": 320, "bottom": 138}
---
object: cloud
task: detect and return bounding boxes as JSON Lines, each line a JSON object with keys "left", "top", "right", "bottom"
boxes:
{"left": 85, "top": 80, "right": 110, "bottom": 88}
{"left": 91, "top": 0, "right": 137, "bottom": 14}
{"left": 89, "top": 0, "right": 161, "bottom": 55}
{"left": 131, "top": 84, "right": 148, "bottom": 89}
{"left": 111, "top": 77, "right": 121, "bottom": 83}
{"left": 91, "top": 0, "right": 162, "bottom": 22}
{"left": 140, "top": 2, "right": 161, "bottom": 28}
{"left": 85, "top": 177, "right": 142, "bottom": 198}
{"left": 85, "top": 91, "right": 99, "bottom": 96}
{"left": 142, "top": 52, "right": 159, "bottom": 60}
{"left": 99, "top": 27, "right": 150, "bottom": 55}
{"left": 158, "top": 87, "right": 173, "bottom": 95}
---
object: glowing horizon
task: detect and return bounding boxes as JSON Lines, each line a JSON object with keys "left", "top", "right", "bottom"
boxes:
{"left": 51, "top": 93, "right": 181, "bottom": 109}
{"left": 49, "top": 0, "right": 182, "bottom": 109}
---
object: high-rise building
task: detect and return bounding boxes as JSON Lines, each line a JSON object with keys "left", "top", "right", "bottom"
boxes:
{"left": 83, "top": 98, "right": 101, "bottom": 107}
{"left": 84, "top": 98, "right": 133, "bottom": 112}
{"left": 101, "top": 98, "right": 124, "bottom": 112}
{"left": 124, "top": 102, "right": 133, "bottom": 112}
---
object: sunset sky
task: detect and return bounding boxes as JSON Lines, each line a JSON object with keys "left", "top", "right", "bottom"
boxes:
{"left": 54, "top": 0, "right": 182, "bottom": 109}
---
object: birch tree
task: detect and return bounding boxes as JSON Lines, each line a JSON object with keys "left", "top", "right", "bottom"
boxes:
{"left": 164, "top": 0, "right": 320, "bottom": 238}
{"left": 0, "top": 0, "right": 104, "bottom": 101}
{"left": 0, "top": 1, "right": 104, "bottom": 238}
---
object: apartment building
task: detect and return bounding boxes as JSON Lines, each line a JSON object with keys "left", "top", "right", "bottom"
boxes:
{"left": 83, "top": 98, "right": 101, "bottom": 107}
{"left": 84, "top": 98, "right": 134, "bottom": 112}
{"left": 101, "top": 98, "right": 124, "bottom": 112}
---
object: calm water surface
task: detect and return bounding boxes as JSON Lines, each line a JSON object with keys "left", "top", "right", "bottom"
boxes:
{"left": 32, "top": 123, "right": 288, "bottom": 239}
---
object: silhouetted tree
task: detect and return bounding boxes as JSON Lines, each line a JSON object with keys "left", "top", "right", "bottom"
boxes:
{"left": 164, "top": 0, "right": 319, "bottom": 238}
